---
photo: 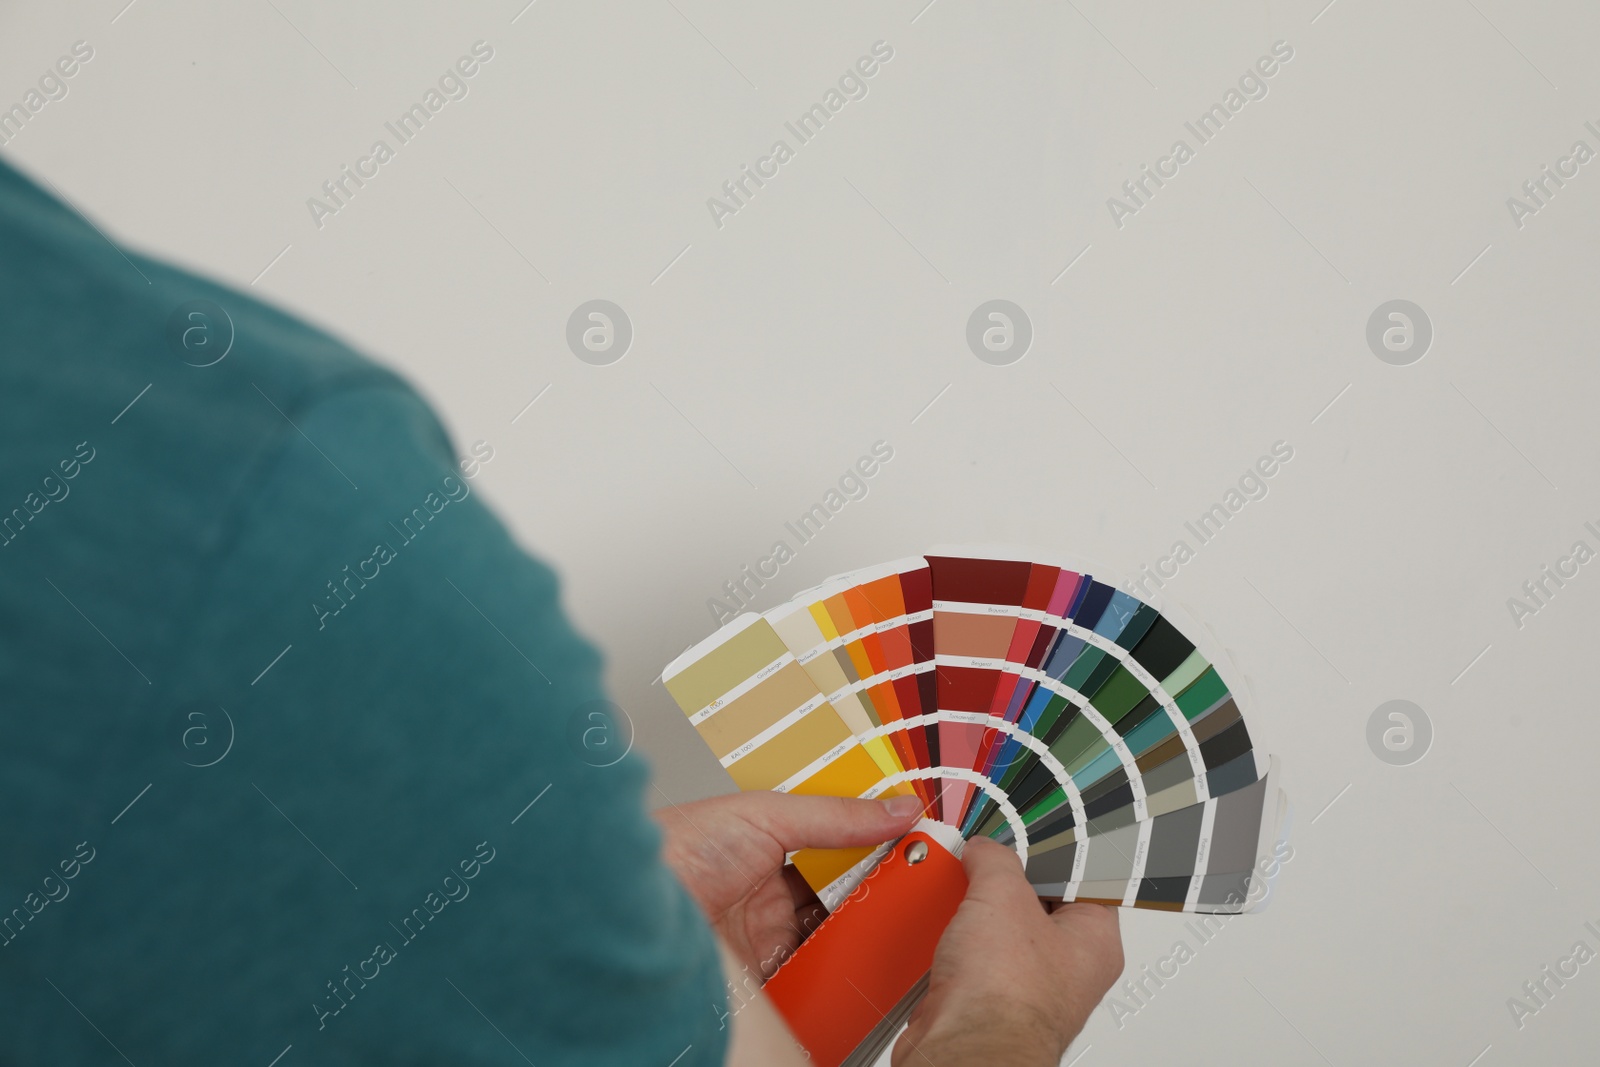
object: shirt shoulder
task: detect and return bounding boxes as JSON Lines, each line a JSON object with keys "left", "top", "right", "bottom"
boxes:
{"left": 0, "top": 160, "right": 729, "bottom": 1066}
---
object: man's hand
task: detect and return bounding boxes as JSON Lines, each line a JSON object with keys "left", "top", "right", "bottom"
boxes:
{"left": 895, "top": 837, "right": 1124, "bottom": 1066}
{"left": 655, "top": 790, "right": 925, "bottom": 979}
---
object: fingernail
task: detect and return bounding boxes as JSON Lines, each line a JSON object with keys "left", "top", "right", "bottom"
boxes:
{"left": 882, "top": 795, "right": 924, "bottom": 819}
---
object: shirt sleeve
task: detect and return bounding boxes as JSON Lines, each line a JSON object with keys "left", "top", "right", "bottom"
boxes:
{"left": 151, "top": 382, "right": 730, "bottom": 1065}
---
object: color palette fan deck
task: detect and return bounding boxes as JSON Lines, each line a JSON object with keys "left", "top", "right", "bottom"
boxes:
{"left": 662, "top": 549, "right": 1286, "bottom": 914}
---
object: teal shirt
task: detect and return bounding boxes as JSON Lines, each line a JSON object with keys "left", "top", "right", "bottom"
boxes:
{"left": 0, "top": 159, "right": 728, "bottom": 1065}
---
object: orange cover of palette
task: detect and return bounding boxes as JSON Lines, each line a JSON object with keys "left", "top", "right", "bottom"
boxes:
{"left": 763, "top": 828, "right": 967, "bottom": 1067}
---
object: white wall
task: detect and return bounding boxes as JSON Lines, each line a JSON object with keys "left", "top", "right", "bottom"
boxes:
{"left": 5, "top": 0, "right": 1597, "bottom": 1061}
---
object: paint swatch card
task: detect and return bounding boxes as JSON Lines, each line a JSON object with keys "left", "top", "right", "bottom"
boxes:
{"left": 765, "top": 558, "right": 939, "bottom": 815}
{"left": 661, "top": 613, "right": 915, "bottom": 893}
{"left": 925, "top": 553, "right": 1037, "bottom": 825}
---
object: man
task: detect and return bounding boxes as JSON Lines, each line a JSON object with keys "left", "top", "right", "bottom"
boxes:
{"left": 0, "top": 156, "right": 1120, "bottom": 1065}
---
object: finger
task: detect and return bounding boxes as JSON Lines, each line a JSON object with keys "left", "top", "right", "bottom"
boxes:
{"left": 958, "top": 837, "right": 1044, "bottom": 911}
{"left": 1048, "top": 902, "right": 1125, "bottom": 990}
{"left": 781, "top": 863, "right": 829, "bottom": 940}
{"left": 740, "top": 791, "right": 925, "bottom": 853}
{"left": 1047, "top": 900, "right": 1122, "bottom": 954}
{"left": 1046, "top": 900, "right": 1120, "bottom": 933}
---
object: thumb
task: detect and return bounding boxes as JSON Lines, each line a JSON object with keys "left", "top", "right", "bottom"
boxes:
{"left": 958, "top": 836, "right": 1042, "bottom": 910}
{"left": 743, "top": 791, "right": 926, "bottom": 852}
